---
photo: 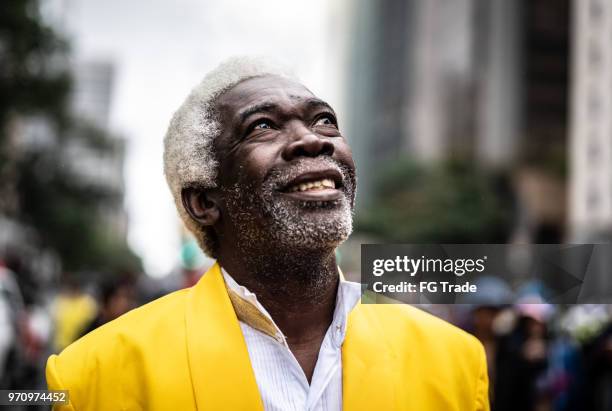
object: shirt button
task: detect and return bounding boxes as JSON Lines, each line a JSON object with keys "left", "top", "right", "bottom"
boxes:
{"left": 332, "top": 324, "right": 343, "bottom": 347}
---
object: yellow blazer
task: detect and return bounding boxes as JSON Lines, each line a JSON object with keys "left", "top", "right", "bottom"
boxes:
{"left": 47, "top": 263, "right": 489, "bottom": 410}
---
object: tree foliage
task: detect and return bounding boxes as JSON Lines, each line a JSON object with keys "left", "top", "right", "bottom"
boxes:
{"left": 0, "top": 0, "right": 72, "bottom": 129}
{"left": 357, "top": 158, "right": 514, "bottom": 243}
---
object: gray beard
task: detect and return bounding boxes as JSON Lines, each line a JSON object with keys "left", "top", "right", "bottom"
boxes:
{"left": 220, "top": 157, "right": 355, "bottom": 294}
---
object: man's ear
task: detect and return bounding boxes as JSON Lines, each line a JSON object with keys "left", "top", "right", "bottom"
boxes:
{"left": 181, "top": 187, "right": 220, "bottom": 226}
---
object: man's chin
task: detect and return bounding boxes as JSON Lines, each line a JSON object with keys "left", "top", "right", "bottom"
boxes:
{"left": 264, "top": 197, "right": 353, "bottom": 250}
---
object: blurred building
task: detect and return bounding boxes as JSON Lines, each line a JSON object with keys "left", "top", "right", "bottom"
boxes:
{"left": 569, "top": 0, "right": 612, "bottom": 242}
{"left": 568, "top": 0, "right": 612, "bottom": 296}
{"left": 65, "top": 59, "right": 128, "bottom": 239}
{"left": 71, "top": 61, "right": 115, "bottom": 129}
{"left": 345, "top": 0, "right": 571, "bottom": 243}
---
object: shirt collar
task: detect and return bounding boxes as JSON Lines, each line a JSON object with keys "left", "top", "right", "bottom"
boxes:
{"left": 221, "top": 266, "right": 361, "bottom": 347}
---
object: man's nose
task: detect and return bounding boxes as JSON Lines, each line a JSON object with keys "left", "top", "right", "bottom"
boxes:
{"left": 281, "top": 124, "right": 334, "bottom": 161}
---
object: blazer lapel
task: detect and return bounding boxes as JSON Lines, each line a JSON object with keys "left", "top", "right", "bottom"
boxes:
{"left": 185, "top": 263, "right": 264, "bottom": 411}
{"left": 342, "top": 304, "right": 399, "bottom": 410}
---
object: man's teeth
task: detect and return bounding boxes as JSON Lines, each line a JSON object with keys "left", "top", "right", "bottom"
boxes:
{"left": 289, "top": 179, "right": 335, "bottom": 192}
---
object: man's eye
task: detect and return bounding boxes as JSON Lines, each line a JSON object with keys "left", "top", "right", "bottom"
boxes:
{"left": 314, "top": 115, "right": 337, "bottom": 128}
{"left": 245, "top": 120, "right": 274, "bottom": 138}
{"left": 253, "top": 120, "right": 272, "bottom": 130}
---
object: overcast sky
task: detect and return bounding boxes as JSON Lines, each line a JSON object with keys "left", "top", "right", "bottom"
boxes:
{"left": 62, "top": 0, "right": 349, "bottom": 276}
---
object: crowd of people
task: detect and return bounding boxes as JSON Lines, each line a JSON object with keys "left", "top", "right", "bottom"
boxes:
{"left": 458, "top": 293, "right": 612, "bottom": 410}
{"left": 0, "top": 254, "right": 143, "bottom": 393}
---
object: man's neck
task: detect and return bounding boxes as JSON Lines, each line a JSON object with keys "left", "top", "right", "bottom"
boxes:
{"left": 217, "top": 246, "right": 339, "bottom": 345}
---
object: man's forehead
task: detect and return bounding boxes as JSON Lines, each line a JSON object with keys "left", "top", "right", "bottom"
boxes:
{"left": 215, "top": 75, "right": 318, "bottom": 116}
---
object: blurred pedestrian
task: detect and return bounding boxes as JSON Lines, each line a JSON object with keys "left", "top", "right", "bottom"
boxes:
{"left": 495, "top": 300, "right": 554, "bottom": 411}
{"left": 460, "top": 276, "right": 514, "bottom": 407}
{"left": 0, "top": 259, "right": 24, "bottom": 388}
{"left": 51, "top": 275, "right": 96, "bottom": 353}
{"left": 582, "top": 322, "right": 612, "bottom": 411}
{"left": 81, "top": 277, "right": 135, "bottom": 336}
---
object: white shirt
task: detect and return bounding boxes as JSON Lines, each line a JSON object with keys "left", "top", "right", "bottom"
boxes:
{"left": 222, "top": 269, "right": 361, "bottom": 411}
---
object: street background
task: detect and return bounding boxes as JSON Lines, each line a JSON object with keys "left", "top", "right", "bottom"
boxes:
{"left": 1, "top": 0, "right": 611, "bottom": 410}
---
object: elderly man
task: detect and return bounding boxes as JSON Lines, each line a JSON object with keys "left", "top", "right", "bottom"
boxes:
{"left": 46, "top": 57, "right": 489, "bottom": 410}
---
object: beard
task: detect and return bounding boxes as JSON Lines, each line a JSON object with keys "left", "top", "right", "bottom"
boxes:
{"left": 221, "top": 157, "right": 356, "bottom": 255}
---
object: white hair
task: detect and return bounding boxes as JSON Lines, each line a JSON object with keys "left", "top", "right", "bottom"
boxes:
{"left": 163, "top": 56, "right": 294, "bottom": 256}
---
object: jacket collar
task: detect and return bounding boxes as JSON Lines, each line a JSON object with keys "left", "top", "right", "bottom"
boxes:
{"left": 185, "top": 262, "right": 264, "bottom": 410}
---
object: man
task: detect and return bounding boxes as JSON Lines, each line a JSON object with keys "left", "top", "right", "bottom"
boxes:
{"left": 47, "top": 57, "right": 489, "bottom": 410}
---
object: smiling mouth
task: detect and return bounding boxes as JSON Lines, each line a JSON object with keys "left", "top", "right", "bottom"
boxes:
{"left": 279, "top": 171, "right": 344, "bottom": 203}
{"left": 287, "top": 178, "right": 335, "bottom": 192}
